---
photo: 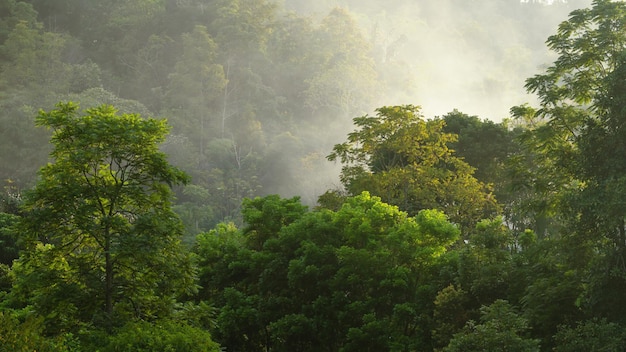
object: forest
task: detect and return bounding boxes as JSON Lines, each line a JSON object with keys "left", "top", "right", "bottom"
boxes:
{"left": 2, "top": 0, "right": 626, "bottom": 350}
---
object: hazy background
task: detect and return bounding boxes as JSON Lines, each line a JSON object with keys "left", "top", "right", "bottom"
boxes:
{"left": 285, "top": 0, "right": 592, "bottom": 121}
{"left": 0, "top": 0, "right": 595, "bottom": 229}
{"left": 275, "top": 0, "right": 594, "bottom": 205}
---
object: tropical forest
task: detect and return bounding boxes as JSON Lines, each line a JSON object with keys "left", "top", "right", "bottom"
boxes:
{"left": 2, "top": 0, "right": 626, "bottom": 351}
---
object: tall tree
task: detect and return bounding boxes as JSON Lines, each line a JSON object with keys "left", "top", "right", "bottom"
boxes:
{"left": 303, "top": 7, "right": 379, "bottom": 118}
{"left": 12, "top": 102, "right": 194, "bottom": 331}
{"left": 516, "top": 0, "right": 626, "bottom": 321}
{"left": 167, "top": 25, "right": 226, "bottom": 156}
{"left": 328, "top": 105, "right": 499, "bottom": 232}
{"left": 0, "top": 0, "right": 38, "bottom": 45}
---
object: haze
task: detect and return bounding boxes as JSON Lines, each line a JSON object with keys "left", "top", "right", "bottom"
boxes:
{"left": 285, "top": 0, "right": 592, "bottom": 121}
{"left": 0, "top": 0, "right": 595, "bottom": 223}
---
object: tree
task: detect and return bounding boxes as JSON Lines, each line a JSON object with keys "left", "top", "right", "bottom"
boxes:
{"left": 0, "top": 11, "right": 105, "bottom": 190}
{"left": 457, "top": 218, "right": 514, "bottom": 306}
{"left": 0, "top": 0, "right": 38, "bottom": 45}
{"left": 197, "top": 192, "right": 460, "bottom": 351}
{"left": 433, "top": 219, "right": 527, "bottom": 349}
{"left": 0, "top": 311, "right": 78, "bottom": 351}
{"left": 505, "top": 105, "right": 567, "bottom": 237}
{"left": 328, "top": 105, "right": 499, "bottom": 232}
{"left": 166, "top": 25, "right": 226, "bottom": 154}
{"left": 0, "top": 20, "right": 69, "bottom": 93}
{"left": 516, "top": 0, "right": 626, "bottom": 321}
{"left": 303, "top": 7, "right": 379, "bottom": 118}
{"left": 95, "top": 319, "right": 221, "bottom": 352}
{"left": 553, "top": 319, "right": 626, "bottom": 352}
{"left": 432, "top": 284, "right": 472, "bottom": 349}
{"left": 0, "top": 212, "right": 19, "bottom": 266}
{"left": 441, "top": 110, "right": 517, "bottom": 190}
{"left": 443, "top": 300, "right": 540, "bottom": 352}
{"left": 12, "top": 102, "right": 194, "bottom": 331}
{"left": 208, "top": 0, "right": 276, "bottom": 61}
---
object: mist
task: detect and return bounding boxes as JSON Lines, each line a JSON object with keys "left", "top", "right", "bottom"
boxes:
{"left": 284, "top": 0, "right": 592, "bottom": 121}
{"left": 276, "top": 0, "right": 593, "bottom": 206}
{"left": 0, "top": 0, "right": 595, "bottom": 229}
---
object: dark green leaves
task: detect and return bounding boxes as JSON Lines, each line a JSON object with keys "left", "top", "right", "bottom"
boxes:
{"left": 197, "top": 192, "right": 460, "bottom": 351}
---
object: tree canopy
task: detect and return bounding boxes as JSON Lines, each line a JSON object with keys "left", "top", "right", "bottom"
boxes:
{"left": 328, "top": 105, "right": 499, "bottom": 232}
{"left": 11, "top": 102, "right": 194, "bottom": 332}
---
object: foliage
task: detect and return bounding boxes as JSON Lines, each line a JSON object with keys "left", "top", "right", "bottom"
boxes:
{"left": 4, "top": 1, "right": 626, "bottom": 350}
{"left": 457, "top": 218, "right": 514, "bottom": 305}
{"left": 328, "top": 105, "right": 499, "bottom": 232}
{"left": 0, "top": 0, "right": 38, "bottom": 44}
{"left": 0, "top": 311, "right": 79, "bottom": 352}
{"left": 166, "top": 25, "right": 226, "bottom": 147}
{"left": 431, "top": 284, "right": 472, "bottom": 349}
{"left": 241, "top": 194, "right": 308, "bottom": 250}
{"left": 514, "top": 0, "right": 626, "bottom": 323}
{"left": 12, "top": 102, "right": 194, "bottom": 332}
{"left": 443, "top": 300, "right": 540, "bottom": 352}
{"left": 516, "top": 238, "right": 584, "bottom": 347}
{"left": 441, "top": 110, "right": 526, "bottom": 231}
{"left": 303, "top": 8, "right": 378, "bottom": 116}
{"left": 0, "top": 212, "right": 19, "bottom": 265}
{"left": 441, "top": 109, "right": 515, "bottom": 186}
{"left": 196, "top": 192, "right": 460, "bottom": 351}
{"left": 553, "top": 319, "right": 626, "bottom": 352}
{"left": 89, "top": 319, "right": 221, "bottom": 352}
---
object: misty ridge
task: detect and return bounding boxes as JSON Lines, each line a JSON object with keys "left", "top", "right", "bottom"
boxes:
{"left": 0, "top": 0, "right": 590, "bottom": 233}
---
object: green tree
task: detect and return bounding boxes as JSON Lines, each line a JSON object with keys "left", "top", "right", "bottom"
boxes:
{"left": 0, "top": 311, "right": 78, "bottom": 352}
{"left": 457, "top": 218, "right": 514, "bottom": 306}
{"left": 303, "top": 7, "right": 379, "bottom": 118}
{"left": 441, "top": 110, "right": 519, "bottom": 197}
{"left": 208, "top": 0, "right": 276, "bottom": 61}
{"left": 0, "top": 0, "right": 37, "bottom": 45}
{"left": 443, "top": 300, "right": 540, "bottom": 352}
{"left": 433, "top": 219, "right": 527, "bottom": 349}
{"left": 328, "top": 105, "right": 499, "bottom": 232}
{"left": 553, "top": 319, "right": 626, "bottom": 352}
{"left": 0, "top": 20, "right": 69, "bottom": 93}
{"left": 0, "top": 12, "right": 104, "bottom": 190}
{"left": 0, "top": 212, "right": 19, "bottom": 266}
{"left": 432, "top": 284, "right": 472, "bottom": 350}
{"left": 198, "top": 192, "right": 460, "bottom": 351}
{"left": 166, "top": 25, "right": 226, "bottom": 153}
{"left": 12, "top": 102, "right": 194, "bottom": 332}
{"left": 93, "top": 319, "right": 221, "bottom": 352}
{"left": 516, "top": 0, "right": 626, "bottom": 321}
{"left": 505, "top": 105, "right": 566, "bottom": 237}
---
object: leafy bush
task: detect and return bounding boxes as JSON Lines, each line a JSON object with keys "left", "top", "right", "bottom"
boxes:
{"left": 100, "top": 319, "right": 221, "bottom": 352}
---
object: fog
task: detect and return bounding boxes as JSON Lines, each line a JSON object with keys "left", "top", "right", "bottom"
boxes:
{"left": 276, "top": 0, "right": 594, "bottom": 205}
{"left": 285, "top": 0, "right": 592, "bottom": 121}
{"left": 0, "top": 0, "right": 597, "bottom": 226}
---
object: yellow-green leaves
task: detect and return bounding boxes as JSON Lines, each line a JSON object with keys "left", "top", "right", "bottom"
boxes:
{"left": 329, "top": 105, "right": 499, "bottom": 232}
{"left": 17, "top": 102, "right": 192, "bottom": 331}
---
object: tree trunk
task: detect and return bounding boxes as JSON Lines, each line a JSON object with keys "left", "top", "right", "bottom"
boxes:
{"left": 105, "top": 230, "right": 113, "bottom": 324}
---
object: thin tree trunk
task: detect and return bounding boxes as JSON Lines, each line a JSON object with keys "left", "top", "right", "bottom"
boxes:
{"left": 105, "top": 230, "right": 113, "bottom": 323}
